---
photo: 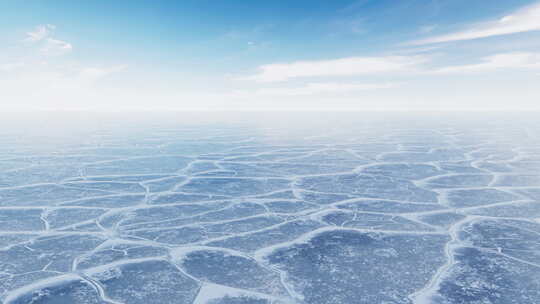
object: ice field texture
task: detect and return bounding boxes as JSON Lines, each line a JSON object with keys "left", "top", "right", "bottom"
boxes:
{"left": 1, "top": 113, "right": 540, "bottom": 304}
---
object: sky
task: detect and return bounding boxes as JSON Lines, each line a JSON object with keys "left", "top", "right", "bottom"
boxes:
{"left": 1, "top": 0, "right": 540, "bottom": 111}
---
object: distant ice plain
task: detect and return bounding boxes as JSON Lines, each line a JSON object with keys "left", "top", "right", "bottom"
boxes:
{"left": 1, "top": 112, "right": 539, "bottom": 304}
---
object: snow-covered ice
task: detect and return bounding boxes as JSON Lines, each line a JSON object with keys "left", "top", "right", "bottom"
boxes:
{"left": 1, "top": 113, "right": 539, "bottom": 303}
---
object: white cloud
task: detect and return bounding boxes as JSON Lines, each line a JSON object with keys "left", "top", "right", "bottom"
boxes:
{"left": 1, "top": 25, "right": 125, "bottom": 106}
{"left": 248, "top": 82, "right": 397, "bottom": 96}
{"left": 395, "top": 45, "right": 443, "bottom": 55}
{"left": 41, "top": 38, "right": 73, "bottom": 55}
{"left": 24, "top": 24, "right": 55, "bottom": 42}
{"left": 24, "top": 24, "right": 72, "bottom": 55}
{"left": 412, "top": 2, "right": 540, "bottom": 44}
{"left": 79, "top": 65, "right": 128, "bottom": 83}
{"left": 435, "top": 52, "right": 540, "bottom": 73}
{"left": 243, "top": 56, "right": 427, "bottom": 82}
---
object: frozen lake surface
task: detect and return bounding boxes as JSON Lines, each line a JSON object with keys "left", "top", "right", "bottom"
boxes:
{"left": 1, "top": 113, "right": 539, "bottom": 304}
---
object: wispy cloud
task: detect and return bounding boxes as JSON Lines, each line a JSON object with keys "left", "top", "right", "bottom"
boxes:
{"left": 24, "top": 24, "right": 55, "bottom": 42}
{"left": 0, "top": 24, "right": 127, "bottom": 110}
{"left": 395, "top": 45, "right": 443, "bottom": 55}
{"left": 243, "top": 56, "right": 427, "bottom": 82}
{"left": 79, "top": 65, "right": 128, "bottom": 83}
{"left": 41, "top": 38, "right": 73, "bottom": 55}
{"left": 435, "top": 52, "right": 540, "bottom": 73}
{"left": 412, "top": 2, "right": 540, "bottom": 44}
{"left": 24, "top": 24, "right": 72, "bottom": 55}
{"left": 248, "top": 82, "right": 397, "bottom": 96}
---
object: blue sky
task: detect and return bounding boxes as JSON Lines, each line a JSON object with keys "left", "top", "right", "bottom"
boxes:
{"left": 1, "top": 0, "right": 540, "bottom": 110}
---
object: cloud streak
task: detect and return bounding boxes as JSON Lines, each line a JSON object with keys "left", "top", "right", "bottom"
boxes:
{"left": 243, "top": 56, "right": 427, "bottom": 82}
{"left": 24, "top": 24, "right": 72, "bottom": 55}
{"left": 42, "top": 38, "right": 73, "bottom": 55}
{"left": 24, "top": 24, "right": 55, "bottom": 42}
{"left": 412, "top": 2, "right": 540, "bottom": 44}
{"left": 435, "top": 52, "right": 540, "bottom": 73}
{"left": 79, "top": 65, "right": 128, "bottom": 83}
{"left": 249, "top": 82, "right": 397, "bottom": 96}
